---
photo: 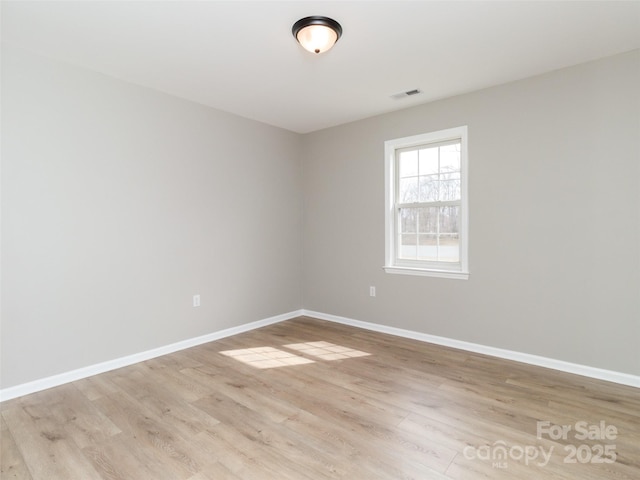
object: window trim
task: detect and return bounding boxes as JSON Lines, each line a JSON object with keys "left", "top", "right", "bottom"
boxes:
{"left": 384, "top": 126, "right": 469, "bottom": 280}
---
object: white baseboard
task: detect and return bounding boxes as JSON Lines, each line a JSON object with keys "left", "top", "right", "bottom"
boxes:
{"left": 302, "top": 309, "right": 640, "bottom": 389}
{"left": 3, "top": 307, "right": 637, "bottom": 402}
{"left": 0, "top": 309, "right": 304, "bottom": 402}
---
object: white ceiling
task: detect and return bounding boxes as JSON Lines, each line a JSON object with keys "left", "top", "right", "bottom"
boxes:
{"left": 3, "top": 1, "right": 639, "bottom": 133}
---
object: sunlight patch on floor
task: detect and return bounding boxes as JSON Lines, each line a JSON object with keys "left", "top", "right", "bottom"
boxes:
{"left": 284, "top": 341, "right": 371, "bottom": 360}
{"left": 219, "top": 347, "right": 314, "bottom": 369}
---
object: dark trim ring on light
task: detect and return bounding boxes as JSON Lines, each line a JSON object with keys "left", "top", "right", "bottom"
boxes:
{"left": 292, "top": 16, "right": 343, "bottom": 54}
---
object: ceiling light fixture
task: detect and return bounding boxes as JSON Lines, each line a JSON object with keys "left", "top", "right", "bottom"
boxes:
{"left": 292, "top": 16, "right": 342, "bottom": 54}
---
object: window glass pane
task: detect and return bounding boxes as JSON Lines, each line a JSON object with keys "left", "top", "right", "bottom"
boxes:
{"left": 418, "top": 207, "right": 438, "bottom": 233}
{"left": 440, "top": 143, "right": 460, "bottom": 172}
{"left": 438, "top": 235, "right": 459, "bottom": 262}
{"left": 418, "top": 234, "right": 438, "bottom": 261}
{"left": 399, "top": 177, "right": 418, "bottom": 203}
{"left": 399, "top": 150, "right": 418, "bottom": 178}
{"left": 418, "top": 175, "right": 439, "bottom": 202}
{"left": 419, "top": 147, "right": 439, "bottom": 175}
{"left": 439, "top": 175, "right": 461, "bottom": 201}
{"left": 441, "top": 170, "right": 460, "bottom": 182}
{"left": 439, "top": 206, "right": 460, "bottom": 234}
{"left": 439, "top": 206, "right": 460, "bottom": 262}
{"left": 399, "top": 208, "right": 417, "bottom": 233}
{"left": 399, "top": 234, "right": 418, "bottom": 259}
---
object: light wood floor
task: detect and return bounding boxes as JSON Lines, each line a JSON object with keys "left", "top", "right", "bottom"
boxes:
{"left": 1, "top": 316, "right": 639, "bottom": 479}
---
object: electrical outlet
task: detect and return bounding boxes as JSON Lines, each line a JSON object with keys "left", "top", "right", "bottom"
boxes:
{"left": 193, "top": 294, "right": 201, "bottom": 307}
{"left": 369, "top": 286, "right": 376, "bottom": 297}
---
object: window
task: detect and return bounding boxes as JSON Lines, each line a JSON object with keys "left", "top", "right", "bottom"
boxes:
{"left": 384, "top": 126, "right": 468, "bottom": 279}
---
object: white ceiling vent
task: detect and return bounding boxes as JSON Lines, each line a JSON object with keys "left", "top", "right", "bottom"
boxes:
{"left": 390, "top": 89, "right": 422, "bottom": 100}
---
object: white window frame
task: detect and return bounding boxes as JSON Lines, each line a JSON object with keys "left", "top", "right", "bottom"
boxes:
{"left": 384, "top": 126, "right": 469, "bottom": 280}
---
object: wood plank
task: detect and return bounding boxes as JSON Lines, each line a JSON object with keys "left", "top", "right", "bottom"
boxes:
{"left": 1, "top": 402, "right": 103, "bottom": 479}
{"left": 1, "top": 414, "right": 33, "bottom": 480}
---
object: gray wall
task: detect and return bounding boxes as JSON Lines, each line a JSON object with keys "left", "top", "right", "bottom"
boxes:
{"left": 302, "top": 50, "right": 640, "bottom": 375}
{"left": 2, "top": 47, "right": 638, "bottom": 390}
{"left": 1, "top": 47, "right": 303, "bottom": 388}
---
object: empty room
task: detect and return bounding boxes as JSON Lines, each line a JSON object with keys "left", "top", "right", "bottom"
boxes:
{"left": 1, "top": 1, "right": 639, "bottom": 479}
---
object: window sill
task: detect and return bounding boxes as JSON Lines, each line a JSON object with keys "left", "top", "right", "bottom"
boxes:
{"left": 383, "top": 265, "right": 469, "bottom": 280}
